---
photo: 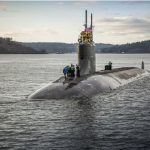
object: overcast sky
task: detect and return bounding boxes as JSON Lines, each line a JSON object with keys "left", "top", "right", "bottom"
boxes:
{"left": 0, "top": 1, "right": 150, "bottom": 44}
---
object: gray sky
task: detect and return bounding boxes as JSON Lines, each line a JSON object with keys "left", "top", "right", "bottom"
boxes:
{"left": 0, "top": 1, "right": 150, "bottom": 44}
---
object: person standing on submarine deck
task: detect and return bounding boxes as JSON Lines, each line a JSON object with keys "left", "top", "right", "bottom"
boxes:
{"left": 76, "top": 64, "right": 80, "bottom": 77}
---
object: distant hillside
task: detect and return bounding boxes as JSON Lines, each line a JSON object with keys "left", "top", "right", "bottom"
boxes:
{"left": 23, "top": 42, "right": 77, "bottom": 53}
{"left": 0, "top": 37, "right": 46, "bottom": 54}
{"left": 2, "top": 37, "right": 149, "bottom": 54}
{"left": 96, "top": 43, "right": 113, "bottom": 52}
{"left": 23, "top": 42, "right": 113, "bottom": 53}
{"left": 101, "top": 40, "right": 150, "bottom": 53}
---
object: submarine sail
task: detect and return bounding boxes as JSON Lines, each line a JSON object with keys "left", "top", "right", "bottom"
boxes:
{"left": 78, "top": 10, "right": 96, "bottom": 75}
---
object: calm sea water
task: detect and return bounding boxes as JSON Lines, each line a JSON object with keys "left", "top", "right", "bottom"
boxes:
{"left": 0, "top": 54, "right": 150, "bottom": 150}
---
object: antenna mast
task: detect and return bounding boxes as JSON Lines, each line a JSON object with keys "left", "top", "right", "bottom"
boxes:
{"left": 90, "top": 13, "right": 93, "bottom": 30}
{"left": 85, "top": 10, "right": 87, "bottom": 29}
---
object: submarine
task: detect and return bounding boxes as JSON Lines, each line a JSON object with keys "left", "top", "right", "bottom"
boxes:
{"left": 28, "top": 10, "right": 147, "bottom": 100}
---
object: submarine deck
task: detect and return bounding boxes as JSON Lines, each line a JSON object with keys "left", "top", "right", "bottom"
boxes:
{"left": 28, "top": 67, "right": 145, "bottom": 100}
{"left": 54, "top": 67, "right": 140, "bottom": 86}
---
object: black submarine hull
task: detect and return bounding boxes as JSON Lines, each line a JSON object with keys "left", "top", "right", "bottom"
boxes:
{"left": 28, "top": 67, "right": 147, "bottom": 100}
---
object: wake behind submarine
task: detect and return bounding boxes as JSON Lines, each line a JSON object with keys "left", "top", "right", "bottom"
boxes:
{"left": 28, "top": 10, "right": 147, "bottom": 100}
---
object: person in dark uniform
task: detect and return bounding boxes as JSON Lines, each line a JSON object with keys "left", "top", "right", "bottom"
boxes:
{"left": 108, "top": 61, "right": 112, "bottom": 70}
{"left": 76, "top": 64, "right": 80, "bottom": 77}
{"left": 70, "top": 64, "right": 75, "bottom": 78}
{"left": 67, "top": 66, "right": 71, "bottom": 78}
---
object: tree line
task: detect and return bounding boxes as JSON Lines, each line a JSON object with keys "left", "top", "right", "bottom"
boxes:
{"left": 100, "top": 40, "right": 150, "bottom": 53}
{"left": 0, "top": 37, "right": 47, "bottom": 54}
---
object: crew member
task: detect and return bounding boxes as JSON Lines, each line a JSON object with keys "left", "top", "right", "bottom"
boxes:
{"left": 67, "top": 66, "right": 71, "bottom": 77}
{"left": 76, "top": 64, "right": 80, "bottom": 77}
{"left": 63, "top": 66, "right": 69, "bottom": 79}
{"left": 70, "top": 64, "right": 75, "bottom": 78}
{"left": 108, "top": 61, "right": 112, "bottom": 70}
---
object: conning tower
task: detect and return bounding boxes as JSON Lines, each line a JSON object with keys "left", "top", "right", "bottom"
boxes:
{"left": 78, "top": 10, "right": 96, "bottom": 75}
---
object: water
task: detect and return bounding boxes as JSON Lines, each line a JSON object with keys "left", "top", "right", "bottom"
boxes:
{"left": 0, "top": 54, "right": 150, "bottom": 150}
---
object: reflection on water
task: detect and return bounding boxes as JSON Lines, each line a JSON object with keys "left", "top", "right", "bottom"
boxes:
{"left": 0, "top": 54, "right": 150, "bottom": 149}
